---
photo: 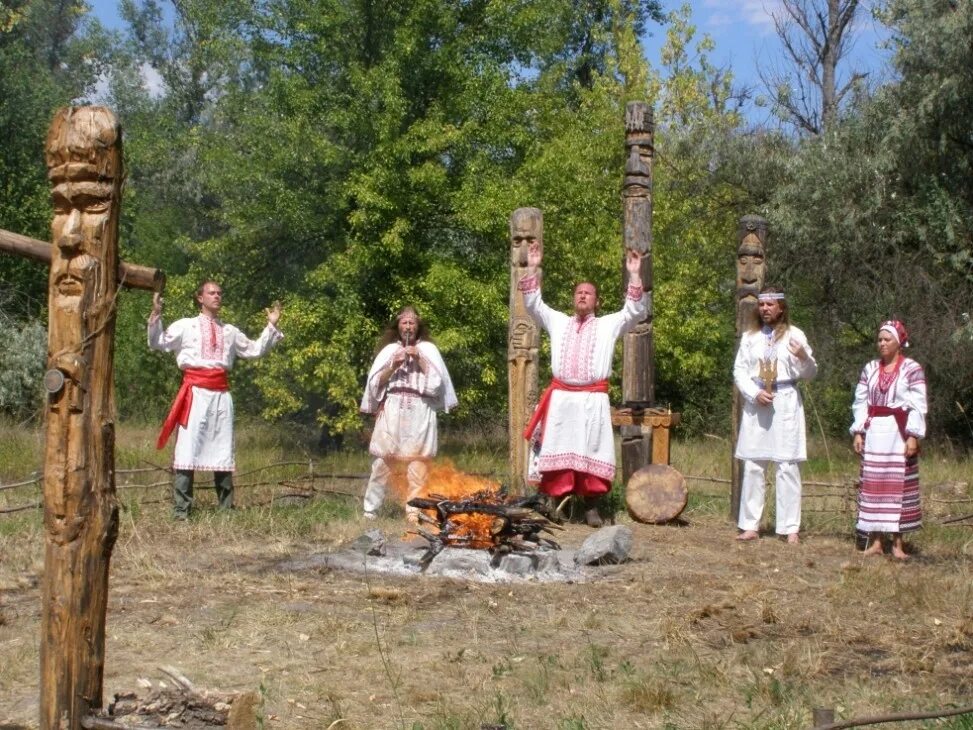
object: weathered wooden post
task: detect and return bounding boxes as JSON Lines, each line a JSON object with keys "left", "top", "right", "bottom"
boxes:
{"left": 37, "top": 105, "right": 123, "bottom": 729}
{"left": 0, "top": 107, "right": 164, "bottom": 729}
{"left": 508, "top": 208, "right": 542, "bottom": 492}
{"left": 730, "top": 215, "right": 768, "bottom": 522}
{"left": 618, "top": 101, "right": 655, "bottom": 482}
{"left": 612, "top": 102, "right": 684, "bottom": 524}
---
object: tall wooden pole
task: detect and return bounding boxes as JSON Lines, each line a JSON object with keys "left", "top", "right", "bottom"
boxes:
{"left": 39, "top": 106, "right": 122, "bottom": 729}
{"left": 619, "top": 101, "right": 655, "bottom": 484}
{"left": 508, "top": 208, "right": 542, "bottom": 493}
{"left": 730, "top": 215, "right": 768, "bottom": 522}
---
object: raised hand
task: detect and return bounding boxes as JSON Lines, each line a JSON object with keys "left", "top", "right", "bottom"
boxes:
{"left": 787, "top": 337, "right": 807, "bottom": 361}
{"left": 527, "top": 240, "right": 543, "bottom": 269}
{"left": 150, "top": 291, "right": 163, "bottom": 320}
{"left": 265, "top": 299, "right": 282, "bottom": 327}
{"left": 625, "top": 249, "right": 641, "bottom": 283}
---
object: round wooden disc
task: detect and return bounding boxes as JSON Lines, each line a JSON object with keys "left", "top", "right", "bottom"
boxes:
{"left": 43, "top": 368, "right": 65, "bottom": 394}
{"left": 625, "top": 464, "right": 688, "bottom": 524}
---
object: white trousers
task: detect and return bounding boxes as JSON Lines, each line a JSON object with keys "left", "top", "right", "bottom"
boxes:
{"left": 738, "top": 459, "right": 802, "bottom": 535}
{"left": 363, "top": 457, "right": 428, "bottom": 516}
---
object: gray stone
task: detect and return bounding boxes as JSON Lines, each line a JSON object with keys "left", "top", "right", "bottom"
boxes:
{"left": 349, "top": 529, "right": 387, "bottom": 556}
{"left": 497, "top": 553, "right": 534, "bottom": 575}
{"left": 532, "top": 550, "right": 563, "bottom": 573}
{"left": 425, "top": 547, "right": 493, "bottom": 576}
{"left": 573, "top": 525, "right": 633, "bottom": 566}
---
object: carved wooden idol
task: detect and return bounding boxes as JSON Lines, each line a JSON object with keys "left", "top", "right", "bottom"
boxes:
{"left": 730, "top": 214, "right": 768, "bottom": 521}
{"left": 508, "top": 207, "right": 542, "bottom": 492}
{"left": 619, "top": 101, "right": 655, "bottom": 481}
{"left": 735, "top": 215, "right": 768, "bottom": 333}
{"left": 40, "top": 106, "right": 122, "bottom": 729}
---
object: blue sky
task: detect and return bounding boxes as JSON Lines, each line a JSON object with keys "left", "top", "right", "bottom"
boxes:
{"left": 87, "top": 0, "right": 895, "bottom": 124}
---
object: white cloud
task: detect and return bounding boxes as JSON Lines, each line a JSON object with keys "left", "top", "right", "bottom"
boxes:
{"left": 703, "top": 0, "right": 782, "bottom": 33}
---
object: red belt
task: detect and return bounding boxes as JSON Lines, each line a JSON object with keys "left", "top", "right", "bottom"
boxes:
{"left": 157, "top": 368, "right": 230, "bottom": 449}
{"left": 865, "top": 405, "right": 909, "bottom": 441}
{"left": 523, "top": 378, "right": 609, "bottom": 442}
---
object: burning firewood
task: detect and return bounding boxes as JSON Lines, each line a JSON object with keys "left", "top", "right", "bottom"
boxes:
{"left": 407, "top": 487, "right": 562, "bottom": 568}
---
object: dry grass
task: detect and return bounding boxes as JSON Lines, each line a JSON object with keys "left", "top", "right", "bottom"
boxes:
{"left": 1, "top": 424, "right": 972, "bottom": 728}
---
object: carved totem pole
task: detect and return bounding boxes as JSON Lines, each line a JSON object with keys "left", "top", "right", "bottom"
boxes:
{"left": 730, "top": 215, "right": 768, "bottom": 521}
{"left": 508, "top": 208, "right": 542, "bottom": 492}
{"left": 40, "top": 106, "right": 123, "bottom": 729}
{"left": 618, "top": 101, "right": 655, "bottom": 481}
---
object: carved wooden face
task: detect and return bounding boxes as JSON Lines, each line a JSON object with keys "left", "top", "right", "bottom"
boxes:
{"left": 737, "top": 233, "right": 766, "bottom": 299}
{"left": 46, "top": 107, "right": 121, "bottom": 325}
{"left": 50, "top": 178, "right": 114, "bottom": 315}
{"left": 509, "top": 210, "right": 542, "bottom": 266}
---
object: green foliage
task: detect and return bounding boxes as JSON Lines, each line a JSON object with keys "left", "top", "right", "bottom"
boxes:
{"left": 101, "top": 0, "right": 680, "bottom": 437}
{"left": 757, "top": 0, "right": 973, "bottom": 437}
{"left": 0, "top": 317, "right": 45, "bottom": 418}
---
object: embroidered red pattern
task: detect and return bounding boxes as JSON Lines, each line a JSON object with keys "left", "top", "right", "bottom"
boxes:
{"left": 200, "top": 316, "right": 225, "bottom": 361}
{"left": 559, "top": 315, "right": 597, "bottom": 382}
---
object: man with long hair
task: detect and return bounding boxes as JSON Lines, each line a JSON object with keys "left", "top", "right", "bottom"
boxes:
{"left": 519, "top": 242, "right": 645, "bottom": 527}
{"left": 360, "top": 306, "right": 457, "bottom": 520}
{"left": 733, "top": 286, "right": 817, "bottom": 543}
{"left": 149, "top": 281, "right": 283, "bottom": 519}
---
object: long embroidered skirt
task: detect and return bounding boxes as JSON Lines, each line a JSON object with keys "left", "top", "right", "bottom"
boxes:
{"left": 856, "top": 414, "right": 921, "bottom": 534}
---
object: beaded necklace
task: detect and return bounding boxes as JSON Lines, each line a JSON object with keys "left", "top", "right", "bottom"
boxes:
{"left": 877, "top": 355, "right": 903, "bottom": 393}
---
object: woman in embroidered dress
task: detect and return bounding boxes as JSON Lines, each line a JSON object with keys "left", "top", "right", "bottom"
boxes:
{"left": 851, "top": 320, "right": 927, "bottom": 560}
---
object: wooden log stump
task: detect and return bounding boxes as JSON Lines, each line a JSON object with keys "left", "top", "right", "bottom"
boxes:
{"left": 625, "top": 464, "right": 688, "bottom": 524}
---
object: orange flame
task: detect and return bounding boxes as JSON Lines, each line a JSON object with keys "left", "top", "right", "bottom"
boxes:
{"left": 391, "top": 460, "right": 506, "bottom": 549}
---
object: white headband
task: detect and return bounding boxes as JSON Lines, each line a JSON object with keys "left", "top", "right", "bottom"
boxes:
{"left": 758, "top": 292, "right": 785, "bottom": 301}
{"left": 879, "top": 323, "right": 899, "bottom": 343}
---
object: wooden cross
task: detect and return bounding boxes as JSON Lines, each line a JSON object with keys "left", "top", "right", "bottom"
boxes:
{"left": 0, "top": 106, "right": 163, "bottom": 730}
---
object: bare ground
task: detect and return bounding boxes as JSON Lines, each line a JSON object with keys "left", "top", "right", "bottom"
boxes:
{"left": 2, "top": 495, "right": 972, "bottom": 730}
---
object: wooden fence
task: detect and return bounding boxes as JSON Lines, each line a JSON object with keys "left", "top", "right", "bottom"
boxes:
{"left": 2, "top": 463, "right": 970, "bottom": 526}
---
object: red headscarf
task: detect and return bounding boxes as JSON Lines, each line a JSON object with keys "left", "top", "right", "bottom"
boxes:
{"left": 879, "top": 320, "right": 909, "bottom": 347}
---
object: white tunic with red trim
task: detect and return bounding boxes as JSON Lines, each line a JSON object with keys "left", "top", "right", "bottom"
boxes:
{"left": 520, "top": 275, "right": 645, "bottom": 483}
{"left": 360, "top": 341, "right": 457, "bottom": 461}
{"left": 148, "top": 314, "right": 283, "bottom": 471}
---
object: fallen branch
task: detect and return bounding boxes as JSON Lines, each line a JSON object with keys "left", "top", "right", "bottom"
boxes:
{"left": 939, "top": 513, "right": 973, "bottom": 525}
{"left": 815, "top": 702, "right": 973, "bottom": 729}
{"left": 0, "top": 476, "right": 41, "bottom": 491}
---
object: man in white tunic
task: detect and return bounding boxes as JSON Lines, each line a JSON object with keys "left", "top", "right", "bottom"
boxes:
{"left": 519, "top": 242, "right": 645, "bottom": 527}
{"left": 733, "top": 287, "right": 817, "bottom": 543}
{"left": 360, "top": 306, "right": 457, "bottom": 521}
{"left": 149, "top": 281, "right": 283, "bottom": 519}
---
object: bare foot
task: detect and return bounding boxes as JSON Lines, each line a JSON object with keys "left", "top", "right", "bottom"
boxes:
{"left": 891, "top": 546, "right": 909, "bottom": 561}
{"left": 786, "top": 533, "right": 800, "bottom": 545}
{"left": 736, "top": 530, "right": 759, "bottom": 542}
{"left": 862, "top": 540, "right": 884, "bottom": 556}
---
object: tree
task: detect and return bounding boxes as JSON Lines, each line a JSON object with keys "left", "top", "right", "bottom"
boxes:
{"left": 754, "top": 0, "right": 973, "bottom": 438}
{"left": 760, "top": 0, "right": 868, "bottom": 134}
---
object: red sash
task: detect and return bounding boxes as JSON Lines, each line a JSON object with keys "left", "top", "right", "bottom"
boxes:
{"left": 523, "top": 378, "right": 609, "bottom": 442}
{"left": 865, "top": 405, "right": 909, "bottom": 441}
{"left": 157, "top": 368, "right": 230, "bottom": 449}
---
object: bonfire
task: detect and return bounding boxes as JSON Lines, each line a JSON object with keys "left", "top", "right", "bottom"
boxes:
{"left": 402, "top": 463, "right": 562, "bottom": 568}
